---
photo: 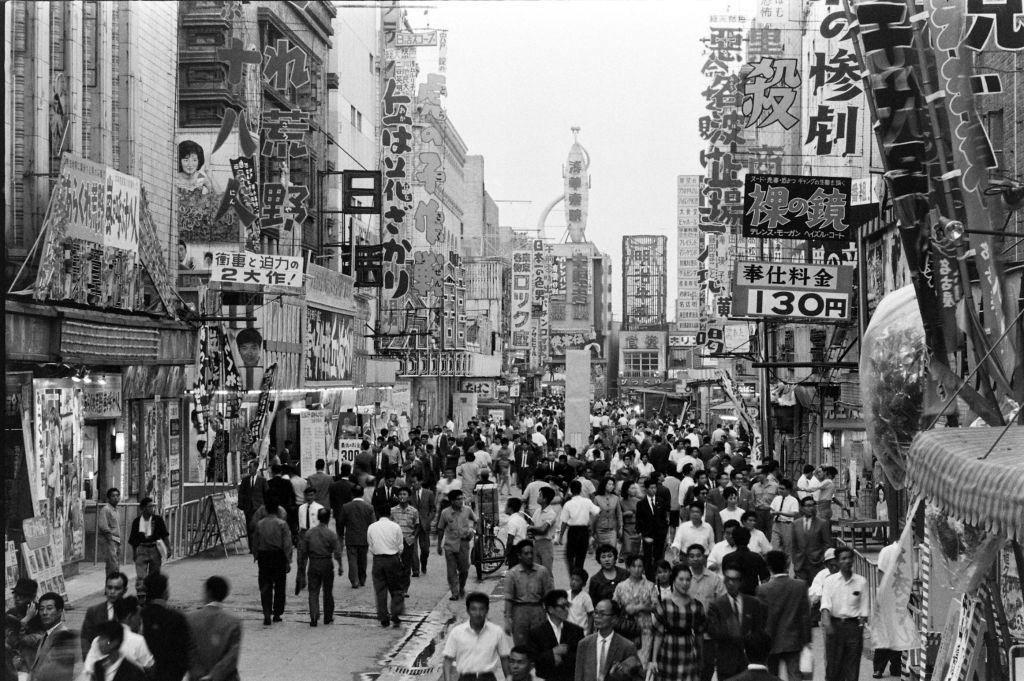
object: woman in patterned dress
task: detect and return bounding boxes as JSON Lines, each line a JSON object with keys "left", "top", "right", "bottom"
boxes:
{"left": 649, "top": 563, "right": 706, "bottom": 681}
{"left": 593, "top": 477, "right": 623, "bottom": 554}
{"left": 613, "top": 553, "right": 659, "bottom": 665}
{"left": 619, "top": 482, "right": 642, "bottom": 558}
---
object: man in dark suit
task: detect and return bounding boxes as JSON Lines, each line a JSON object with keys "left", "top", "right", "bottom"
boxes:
{"left": 409, "top": 474, "right": 435, "bottom": 576}
{"left": 791, "top": 496, "right": 833, "bottom": 582}
{"left": 723, "top": 632, "right": 784, "bottom": 681}
{"left": 328, "top": 463, "right": 356, "bottom": 527}
{"left": 756, "top": 551, "right": 810, "bottom": 681}
{"left": 237, "top": 460, "right": 267, "bottom": 551}
{"left": 306, "top": 458, "right": 333, "bottom": 506}
{"left": 525, "top": 589, "right": 585, "bottom": 681}
{"left": 646, "top": 435, "right": 671, "bottom": 476}
{"left": 266, "top": 464, "right": 298, "bottom": 533}
{"left": 635, "top": 478, "right": 669, "bottom": 580}
{"left": 338, "top": 485, "right": 375, "bottom": 588}
{"left": 85, "top": 621, "right": 147, "bottom": 681}
{"left": 721, "top": 527, "right": 769, "bottom": 595}
{"left": 127, "top": 498, "right": 170, "bottom": 596}
{"left": 706, "top": 566, "right": 768, "bottom": 680}
{"left": 574, "top": 599, "right": 639, "bottom": 681}
{"left": 512, "top": 437, "right": 535, "bottom": 492}
{"left": 140, "top": 572, "right": 196, "bottom": 681}
{"left": 29, "top": 592, "right": 76, "bottom": 681}
{"left": 80, "top": 571, "right": 128, "bottom": 659}
{"left": 187, "top": 576, "right": 241, "bottom": 681}
{"left": 371, "top": 473, "right": 399, "bottom": 519}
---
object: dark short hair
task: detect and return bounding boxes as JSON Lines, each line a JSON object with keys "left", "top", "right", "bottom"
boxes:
{"left": 723, "top": 519, "right": 741, "bottom": 530}
{"left": 515, "top": 539, "right": 534, "bottom": 553}
{"left": 106, "top": 571, "right": 129, "bottom": 589}
{"left": 139, "top": 497, "right": 154, "bottom": 507}
{"left": 465, "top": 591, "right": 490, "bottom": 610}
{"left": 352, "top": 484, "right": 363, "bottom": 497}
{"left": 732, "top": 526, "right": 751, "bottom": 546}
{"left": 317, "top": 508, "right": 331, "bottom": 523}
{"left": 571, "top": 568, "right": 589, "bottom": 583}
{"left": 448, "top": 490, "right": 463, "bottom": 503}
{"left": 177, "top": 139, "right": 205, "bottom": 171}
{"left": 539, "top": 487, "right": 555, "bottom": 502}
{"left": 835, "top": 546, "right": 855, "bottom": 560}
{"left": 144, "top": 572, "right": 169, "bottom": 598}
{"left": 38, "top": 592, "right": 65, "bottom": 610}
{"left": 624, "top": 553, "right": 644, "bottom": 568}
{"left": 205, "top": 576, "right": 230, "bottom": 602}
{"left": 744, "top": 631, "right": 773, "bottom": 665}
{"left": 800, "top": 496, "right": 816, "bottom": 506}
{"left": 765, "top": 550, "right": 789, "bottom": 574}
{"left": 686, "top": 544, "right": 707, "bottom": 556}
{"left": 543, "top": 589, "right": 569, "bottom": 610}
{"left": 688, "top": 501, "right": 705, "bottom": 513}
{"left": 596, "top": 543, "right": 618, "bottom": 560}
{"left": 506, "top": 497, "right": 522, "bottom": 512}
{"left": 113, "top": 596, "right": 139, "bottom": 621}
{"left": 723, "top": 486, "right": 739, "bottom": 499}
{"left": 315, "top": 459, "right": 325, "bottom": 470}
{"left": 670, "top": 563, "right": 692, "bottom": 582}
{"left": 510, "top": 645, "right": 533, "bottom": 660}
{"left": 95, "top": 620, "right": 125, "bottom": 645}
{"left": 106, "top": 487, "right": 120, "bottom": 499}
{"left": 741, "top": 511, "right": 758, "bottom": 524}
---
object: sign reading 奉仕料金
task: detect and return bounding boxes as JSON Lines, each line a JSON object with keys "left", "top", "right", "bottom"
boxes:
{"left": 731, "top": 260, "right": 853, "bottom": 321}
{"left": 742, "top": 173, "right": 852, "bottom": 241}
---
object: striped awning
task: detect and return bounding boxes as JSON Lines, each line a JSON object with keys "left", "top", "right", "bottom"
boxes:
{"left": 907, "top": 427, "right": 1024, "bottom": 542}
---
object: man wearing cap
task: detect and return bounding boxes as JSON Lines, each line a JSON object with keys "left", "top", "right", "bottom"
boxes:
{"left": 809, "top": 548, "right": 840, "bottom": 624}
{"left": 127, "top": 497, "right": 170, "bottom": 595}
{"left": 5, "top": 578, "right": 43, "bottom": 675}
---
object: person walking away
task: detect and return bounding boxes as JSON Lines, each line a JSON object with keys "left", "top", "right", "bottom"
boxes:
{"left": 186, "top": 576, "right": 241, "bottom": 681}
{"left": 821, "top": 547, "right": 869, "bottom": 681}
{"left": 872, "top": 539, "right": 905, "bottom": 678}
{"left": 252, "top": 498, "right": 292, "bottom": 625}
{"left": 683, "top": 545, "right": 725, "bottom": 681}
{"left": 28, "top": 592, "right": 77, "bottom": 681}
{"left": 566, "top": 570, "right": 594, "bottom": 635}
{"left": 720, "top": 527, "right": 770, "bottom": 596}
{"left": 306, "top": 458, "right": 333, "bottom": 506}
{"left": 791, "top": 496, "right": 833, "bottom": 582}
{"left": 437, "top": 490, "right": 477, "bottom": 600}
{"left": 97, "top": 488, "right": 123, "bottom": 575}
{"left": 266, "top": 465, "right": 298, "bottom": 536}
{"left": 530, "top": 487, "right": 558, "bottom": 572}
{"left": 295, "top": 487, "right": 324, "bottom": 594}
{"left": 127, "top": 498, "right": 170, "bottom": 597}
{"left": 303, "top": 508, "right": 343, "bottom": 626}
{"left": 81, "top": 621, "right": 147, "bottom": 681}
{"left": 338, "top": 485, "right": 375, "bottom": 588}
{"left": 649, "top": 564, "right": 706, "bottom": 681}
{"left": 706, "top": 566, "right": 767, "bottom": 680}
{"left": 504, "top": 540, "right": 554, "bottom": 646}
{"left": 80, "top": 571, "right": 128, "bottom": 659}
{"left": 442, "top": 592, "right": 511, "bottom": 681}
{"left": 409, "top": 475, "right": 435, "bottom": 576}
{"left": 525, "top": 589, "right": 585, "bottom": 681}
{"left": 140, "top": 573, "right": 196, "bottom": 681}
{"left": 619, "top": 482, "right": 642, "bottom": 558}
{"left": 505, "top": 498, "right": 532, "bottom": 567}
{"left": 769, "top": 479, "right": 799, "bottom": 553}
{"left": 724, "top": 632, "right": 786, "bottom": 681}
{"left": 238, "top": 461, "right": 267, "bottom": 552}
{"left": 83, "top": 597, "right": 153, "bottom": 673}
{"left": 391, "top": 487, "right": 420, "bottom": 596}
{"left": 327, "top": 463, "right": 355, "bottom": 531}
{"left": 368, "top": 505, "right": 406, "bottom": 627}
{"left": 573, "top": 600, "right": 640, "bottom": 681}
{"left": 635, "top": 479, "right": 669, "bottom": 581}
{"left": 557, "top": 480, "right": 601, "bottom": 575}
{"left": 756, "top": 550, "right": 810, "bottom": 681}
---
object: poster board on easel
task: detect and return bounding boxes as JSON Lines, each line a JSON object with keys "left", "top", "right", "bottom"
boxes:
{"left": 20, "top": 517, "right": 67, "bottom": 602}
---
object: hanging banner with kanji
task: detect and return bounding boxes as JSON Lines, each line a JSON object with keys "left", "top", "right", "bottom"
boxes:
{"left": 210, "top": 251, "right": 305, "bottom": 288}
{"left": 511, "top": 250, "right": 533, "bottom": 350}
{"left": 742, "top": 173, "right": 851, "bottom": 240}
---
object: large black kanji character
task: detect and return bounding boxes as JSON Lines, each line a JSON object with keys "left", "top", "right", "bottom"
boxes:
{"left": 964, "top": 0, "right": 1024, "bottom": 51}
{"left": 217, "top": 38, "right": 261, "bottom": 85}
{"left": 384, "top": 178, "right": 412, "bottom": 203}
{"left": 262, "top": 109, "right": 311, "bottom": 158}
{"left": 382, "top": 127, "right": 413, "bottom": 155}
{"left": 263, "top": 38, "right": 310, "bottom": 91}
{"left": 382, "top": 78, "right": 412, "bottom": 117}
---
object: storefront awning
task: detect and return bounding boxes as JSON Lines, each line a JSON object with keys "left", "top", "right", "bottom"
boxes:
{"left": 908, "top": 427, "right": 1024, "bottom": 542}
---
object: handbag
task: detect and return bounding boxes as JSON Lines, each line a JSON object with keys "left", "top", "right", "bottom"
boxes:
{"left": 606, "top": 655, "right": 645, "bottom": 681}
{"left": 799, "top": 644, "right": 814, "bottom": 675}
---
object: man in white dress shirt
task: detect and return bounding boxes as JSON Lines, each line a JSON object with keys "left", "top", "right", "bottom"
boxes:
{"left": 368, "top": 506, "right": 405, "bottom": 628}
{"left": 821, "top": 547, "right": 869, "bottom": 681}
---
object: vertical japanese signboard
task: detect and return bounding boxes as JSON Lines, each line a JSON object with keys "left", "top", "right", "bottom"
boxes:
{"left": 623, "top": 235, "right": 668, "bottom": 329}
{"left": 511, "top": 250, "right": 533, "bottom": 350}
{"left": 533, "top": 240, "right": 550, "bottom": 365}
{"left": 564, "top": 133, "right": 590, "bottom": 242}
{"left": 677, "top": 175, "right": 702, "bottom": 332}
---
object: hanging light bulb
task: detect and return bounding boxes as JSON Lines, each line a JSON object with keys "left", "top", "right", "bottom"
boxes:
{"left": 71, "top": 368, "right": 83, "bottom": 382}
{"left": 97, "top": 374, "right": 107, "bottom": 386}
{"left": 82, "top": 370, "right": 93, "bottom": 384}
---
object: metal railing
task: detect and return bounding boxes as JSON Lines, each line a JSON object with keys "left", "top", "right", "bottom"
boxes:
{"left": 852, "top": 547, "right": 880, "bottom": 615}
{"left": 164, "top": 496, "right": 234, "bottom": 560}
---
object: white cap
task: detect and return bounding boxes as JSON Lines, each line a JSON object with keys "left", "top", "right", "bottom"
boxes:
{"left": 823, "top": 548, "right": 837, "bottom": 562}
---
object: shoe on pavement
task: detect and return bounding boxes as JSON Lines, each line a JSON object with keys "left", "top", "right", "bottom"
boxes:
{"left": 272, "top": 615, "right": 282, "bottom": 622}
{"left": 310, "top": 620, "right": 318, "bottom": 627}
{"left": 449, "top": 595, "right": 459, "bottom": 601}
{"left": 324, "top": 617, "right": 333, "bottom": 624}
{"left": 872, "top": 675, "right": 883, "bottom": 679}
{"left": 263, "top": 616, "right": 272, "bottom": 626}
{"left": 391, "top": 617, "right": 401, "bottom": 628}
{"left": 380, "top": 618, "right": 390, "bottom": 627}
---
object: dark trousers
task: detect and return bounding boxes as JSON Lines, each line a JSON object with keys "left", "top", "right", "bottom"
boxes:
{"left": 346, "top": 545, "right": 368, "bottom": 587}
{"left": 767, "top": 650, "right": 802, "bottom": 681}
{"left": 372, "top": 553, "right": 405, "bottom": 623}
{"left": 873, "top": 648, "right": 903, "bottom": 676}
{"left": 825, "top": 620, "right": 864, "bottom": 681}
{"left": 700, "top": 639, "right": 716, "bottom": 681}
{"left": 307, "top": 557, "right": 334, "bottom": 622}
{"left": 256, "top": 550, "right": 288, "bottom": 617}
{"left": 715, "top": 640, "right": 747, "bottom": 681}
{"left": 565, "top": 526, "right": 590, "bottom": 574}
{"left": 444, "top": 542, "right": 470, "bottom": 597}
{"left": 642, "top": 535, "right": 665, "bottom": 581}
{"left": 415, "top": 528, "right": 430, "bottom": 574}
{"left": 517, "top": 467, "right": 532, "bottom": 492}
{"left": 295, "top": 529, "right": 308, "bottom": 590}
{"left": 400, "top": 541, "right": 415, "bottom": 592}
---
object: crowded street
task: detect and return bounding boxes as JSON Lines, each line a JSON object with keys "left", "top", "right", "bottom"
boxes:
{"left": 5, "top": 1, "right": 1024, "bottom": 681}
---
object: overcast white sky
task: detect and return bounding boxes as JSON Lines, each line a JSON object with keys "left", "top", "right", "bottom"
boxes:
{"left": 410, "top": 0, "right": 753, "bottom": 322}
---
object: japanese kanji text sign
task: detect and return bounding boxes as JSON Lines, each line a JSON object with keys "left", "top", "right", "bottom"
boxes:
{"left": 211, "top": 251, "right": 305, "bottom": 288}
{"left": 742, "top": 173, "right": 851, "bottom": 240}
{"left": 731, "top": 259, "right": 853, "bottom": 320}
{"left": 511, "top": 250, "right": 533, "bottom": 350}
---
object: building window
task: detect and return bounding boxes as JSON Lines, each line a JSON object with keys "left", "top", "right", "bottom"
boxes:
{"left": 350, "top": 105, "right": 356, "bottom": 127}
{"left": 356, "top": 110, "right": 362, "bottom": 131}
{"left": 369, "top": 52, "right": 374, "bottom": 74}
{"left": 623, "top": 351, "right": 659, "bottom": 373}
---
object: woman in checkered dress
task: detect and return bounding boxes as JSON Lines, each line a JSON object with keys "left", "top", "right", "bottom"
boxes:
{"left": 649, "top": 563, "right": 706, "bottom": 681}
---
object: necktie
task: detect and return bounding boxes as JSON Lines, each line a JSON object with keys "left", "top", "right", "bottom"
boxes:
{"left": 306, "top": 505, "right": 311, "bottom": 529}
{"left": 732, "top": 596, "right": 741, "bottom": 620}
{"left": 94, "top": 657, "right": 105, "bottom": 681}
{"left": 598, "top": 637, "right": 607, "bottom": 677}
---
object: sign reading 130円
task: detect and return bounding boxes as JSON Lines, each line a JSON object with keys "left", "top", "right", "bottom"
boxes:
{"left": 731, "top": 260, "right": 853, "bottom": 321}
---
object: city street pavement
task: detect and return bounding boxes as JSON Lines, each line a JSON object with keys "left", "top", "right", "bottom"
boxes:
{"left": 62, "top": 519, "right": 883, "bottom": 681}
